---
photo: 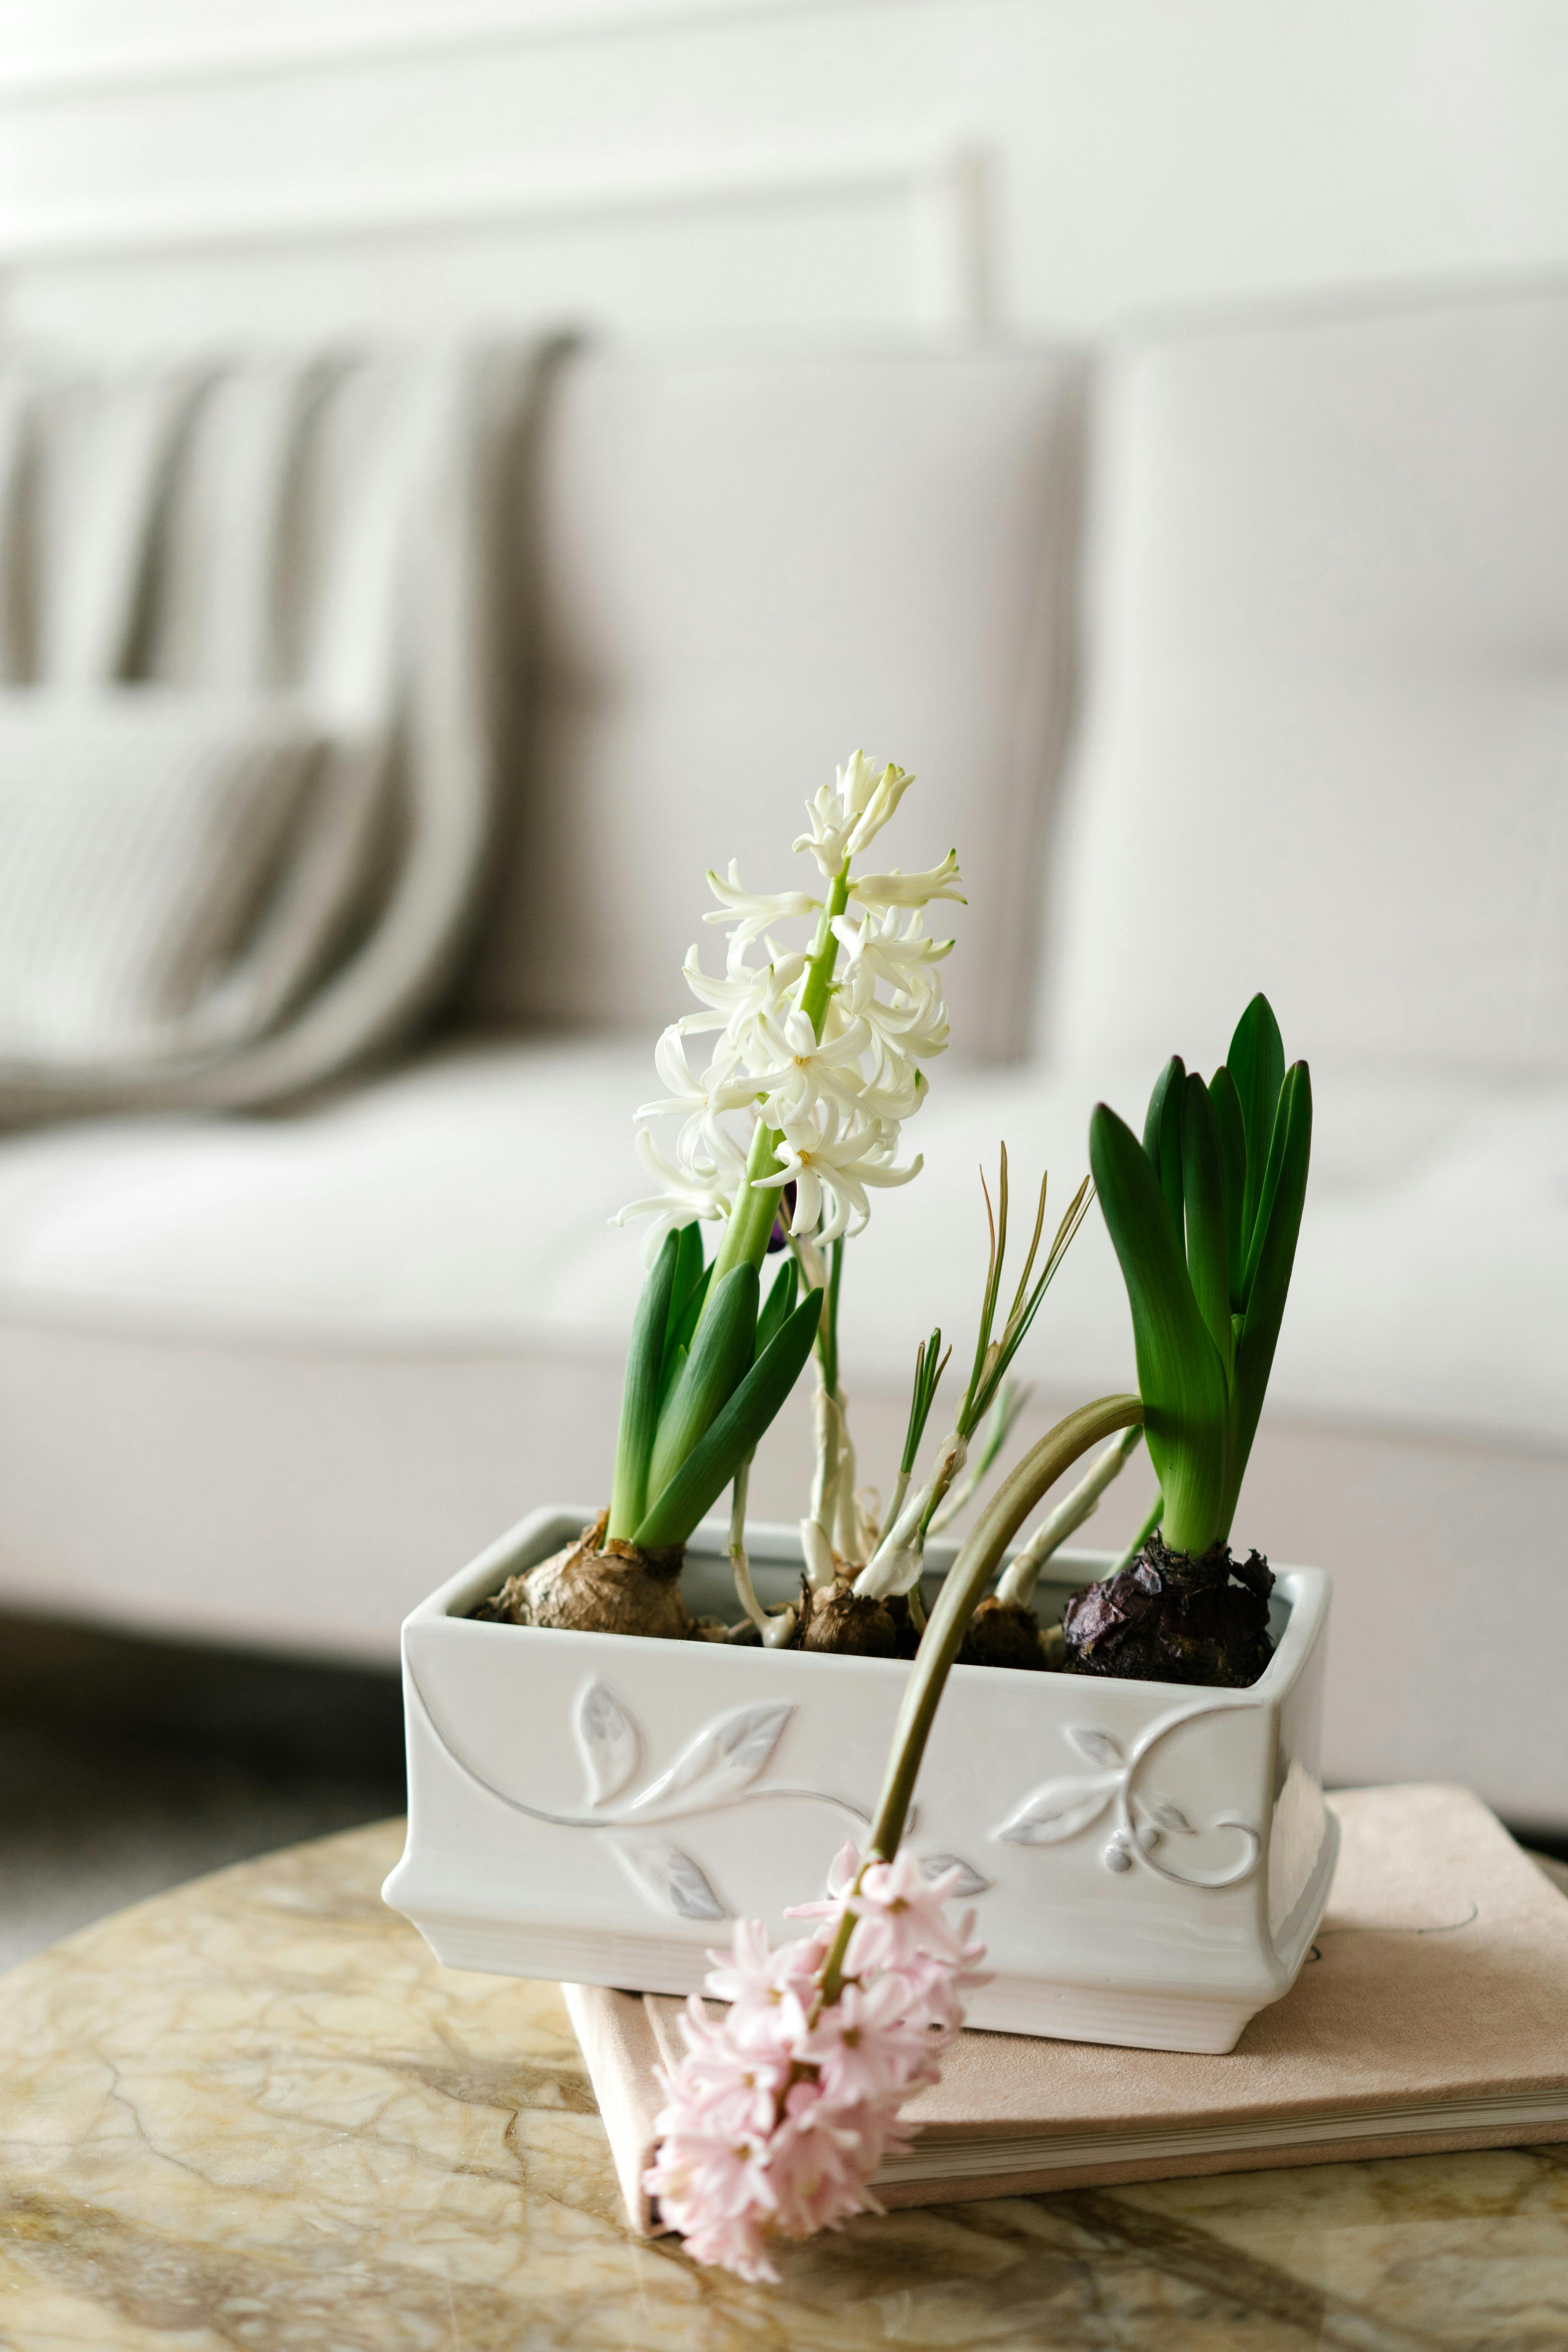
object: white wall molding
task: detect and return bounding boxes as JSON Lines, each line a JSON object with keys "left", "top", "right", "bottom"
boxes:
{"left": 0, "top": 136, "right": 990, "bottom": 332}
{"left": 0, "top": 0, "right": 884, "bottom": 108}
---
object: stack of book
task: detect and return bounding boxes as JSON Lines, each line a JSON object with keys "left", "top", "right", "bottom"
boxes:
{"left": 566, "top": 1783, "right": 1568, "bottom": 2233}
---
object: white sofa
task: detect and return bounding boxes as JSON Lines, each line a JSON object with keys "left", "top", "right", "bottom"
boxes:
{"left": 1, "top": 293, "right": 1564, "bottom": 1830}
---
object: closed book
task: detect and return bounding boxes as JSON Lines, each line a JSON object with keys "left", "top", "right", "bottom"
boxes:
{"left": 564, "top": 1783, "right": 1568, "bottom": 2234}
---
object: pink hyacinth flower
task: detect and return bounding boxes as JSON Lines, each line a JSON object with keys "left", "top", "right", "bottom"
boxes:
{"left": 644, "top": 1842, "right": 987, "bottom": 2282}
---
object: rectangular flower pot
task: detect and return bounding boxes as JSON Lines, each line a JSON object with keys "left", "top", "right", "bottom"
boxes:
{"left": 383, "top": 1508, "right": 1336, "bottom": 2054}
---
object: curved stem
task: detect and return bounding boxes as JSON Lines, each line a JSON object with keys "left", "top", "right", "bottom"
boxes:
{"left": 817, "top": 1400, "right": 1143, "bottom": 2008}
{"left": 994, "top": 1425, "right": 1144, "bottom": 1607}
{"left": 864, "top": 1394, "right": 1144, "bottom": 1865}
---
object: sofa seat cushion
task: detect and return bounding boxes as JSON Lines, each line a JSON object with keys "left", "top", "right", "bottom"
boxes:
{"left": 2, "top": 1039, "right": 1563, "bottom": 1823}
{"left": 0, "top": 1038, "right": 1561, "bottom": 1453}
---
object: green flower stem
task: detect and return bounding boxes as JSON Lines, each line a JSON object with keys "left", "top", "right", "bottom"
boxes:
{"left": 815, "top": 1890, "right": 861, "bottom": 2014}
{"left": 818, "top": 1393, "right": 1143, "bottom": 2002}
{"left": 797, "top": 859, "right": 853, "bottom": 1037}
{"left": 705, "top": 1118, "right": 785, "bottom": 1297}
{"left": 701, "top": 859, "right": 852, "bottom": 1314}
{"left": 870, "top": 1392, "right": 1142, "bottom": 1852}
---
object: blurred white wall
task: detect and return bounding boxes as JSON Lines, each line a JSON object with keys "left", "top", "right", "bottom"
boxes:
{"left": 2, "top": 0, "right": 1567, "bottom": 354}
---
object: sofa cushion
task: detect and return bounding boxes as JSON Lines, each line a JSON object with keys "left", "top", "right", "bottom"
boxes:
{"left": 0, "top": 342, "right": 558, "bottom": 1114}
{"left": 1049, "top": 288, "right": 1568, "bottom": 1080}
{"left": 0, "top": 1038, "right": 1559, "bottom": 1452}
{"left": 0, "top": 691, "right": 354, "bottom": 1078}
{"left": 464, "top": 343, "right": 1086, "bottom": 1064}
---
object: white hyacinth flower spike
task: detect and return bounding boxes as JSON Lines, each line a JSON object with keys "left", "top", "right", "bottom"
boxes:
{"left": 612, "top": 749, "right": 962, "bottom": 1590}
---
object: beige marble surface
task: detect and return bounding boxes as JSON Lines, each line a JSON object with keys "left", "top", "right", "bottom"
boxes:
{"left": 2, "top": 1823, "right": 1566, "bottom": 2352}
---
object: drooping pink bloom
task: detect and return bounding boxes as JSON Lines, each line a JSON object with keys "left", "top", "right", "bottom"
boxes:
{"left": 703, "top": 1916, "right": 827, "bottom": 2045}
{"left": 644, "top": 1846, "right": 987, "bottom": 2282}
{"left": 791, "top": 1847, "right": 974, "bottom": 1976}
{"left": 788, "top": 1974, "right": 933, "bottom": 2104}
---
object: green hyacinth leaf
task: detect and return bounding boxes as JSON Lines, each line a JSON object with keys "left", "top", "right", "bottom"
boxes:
{"left": 1227, "top": 994, "right": 1285, "bottom": 1261}
{"left": 1238, "top": 1048, "right": 1298, "bottom": 1312}
{"left": 1209, "top": 1064, "right": 1247, "bottom": 1309}
{"left": 1142, "top": 1055, "right": 1187, "bottom": 1242}
{"left": 636, "top": 1287, "right": 824, "bottom": 1549}
{"left": 755, "top": 1254, "right": 798, "bottom": 1356}
{"left": 659, "top": 1342, "right": 688, "bottom": 1414}
{"left": 668, "top": 1219, "right": 705, "bottom": 1326}
{"left": 1090, "top": 1102, "right": 1230, "bottom": 1557}
{"left": 1182, "top": 1073, "right": 1233, "bottom": 1385}
{"left": 646, "top": 1260, "right": 759, "bottom": 1503}
{"left": 662, "top": 1230, "right": 713, "bottom": 1385}
{"left": 1225, "top": 1060, "right": 1312, "bottom": 1529}
{"left": 607, "top": 1227, "right": 680, "bottom": 1542}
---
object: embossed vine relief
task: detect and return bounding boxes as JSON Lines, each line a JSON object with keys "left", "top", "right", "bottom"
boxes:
{"left": 992, "top": 1703, "right": 1260, "bottom": 1888}
{"left": 413, "top": 1667, "right": 1257, "bottom": 1920}
{"left": 410, "top": 1670, "right": 990, "bottom": 1921}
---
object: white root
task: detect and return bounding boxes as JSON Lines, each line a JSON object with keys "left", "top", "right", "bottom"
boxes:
{"left": 732, "top": 1459, "right": 800, "bottom": 1646}
{"left": 761, "top": 1604, "right": 798, "bottom": 1647}
{"left": 728, "top": 1459, "right": 770, "bottom": 1635}
{"left": 878, "top": 1468, "right": 910, "bottom": 1550}
{"left": 852, "top": 1430, "right": 969, "bottom": 1600}
{"left": 829, "top": 1392, "right": 861, "bottom": 1564}
{"left": 926, "top": 1383, "right": 1033, "bottom": 1533}
{"left": 801, "top": 1377, "right": 843, "bottom": 1590}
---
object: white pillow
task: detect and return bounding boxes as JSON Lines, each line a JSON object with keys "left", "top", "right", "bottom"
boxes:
{"left": 0, "top": 691, "right": 373, "bottom": 1081}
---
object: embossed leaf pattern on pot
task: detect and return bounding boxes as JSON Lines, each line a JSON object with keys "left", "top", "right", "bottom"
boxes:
{"left": 418, "top": 1666, "right": 1114, "bottom": 1921}
{"left": 989, "top": 1701, "right": 1262, "bottom": 1889}
{"left": 624, "top": 1702, "right": 796, "bottom": 1821}
{"left": 918, "top": 1855, "right": 991, "bottom": 1897}
{"left": 575, "top": 1681, "right": 641, "bottom": 1806}
{"left": 611, "top": 1839, "right": 728, "bottom": 1921}
{"left": 995, "top": 1775, "right": 1122, "bottom": 1846}
{"left": 1066, "top": 1725, "right": 1125, "bottom": 1770}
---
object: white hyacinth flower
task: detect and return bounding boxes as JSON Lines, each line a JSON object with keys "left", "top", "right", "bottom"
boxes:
{"left": 615, "top": 1126, "right": 734, "bottom": 1258}
{"left": 745, "top": 1004, "right": 873, "bottom": 1127}
{"left": 831, "top": 904, "right": 952, "bottom": 989}
{"left": 678, "top": 940, "right": 808, "bottom": 1035}
{"left": 793, "top": 751, "right": 915, "bottom": 876}
{"left": 702, "top": 861, "right": 820, "bottom": 941}
{"left": 618, "top": 752, "right": 954, "bottom": 1254}
{"left": 847, "top": 850, "right": 966, "bottom": 912}
{"left": 635, "top": 1025, "right": 755, "bottom": 1182}
{"left": 754, "top": 1103, "right": 923, "bottom": 1245}
{"left": 850, "top": 967, "right": 950, "bottom": 1065}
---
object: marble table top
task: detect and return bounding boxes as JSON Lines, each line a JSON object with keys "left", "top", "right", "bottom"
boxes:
{"left": 2, "top": 1821, "right": 1566, "bottom": 2351}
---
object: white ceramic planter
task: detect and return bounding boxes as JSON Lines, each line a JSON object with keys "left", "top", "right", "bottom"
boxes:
{"left": 384, "top": 1509, "right": 1335, "bottom": 2054}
